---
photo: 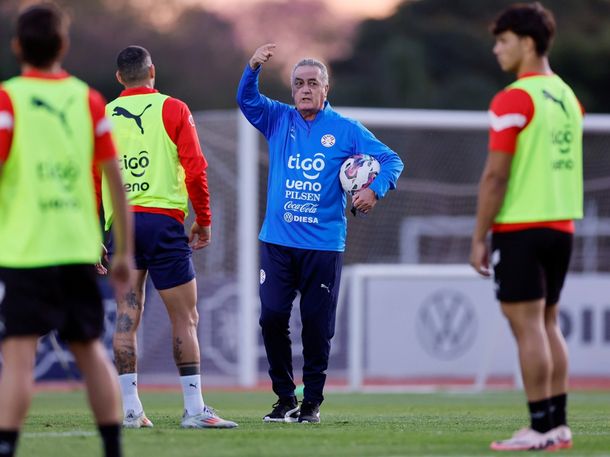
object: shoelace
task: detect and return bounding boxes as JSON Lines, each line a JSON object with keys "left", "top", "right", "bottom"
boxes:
{"left": 203, "top": 405, "right": 218, "bottom": 416}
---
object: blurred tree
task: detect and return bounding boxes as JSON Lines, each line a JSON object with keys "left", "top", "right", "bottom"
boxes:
{"left": 2, "top": 0, "right": 609, "bottom": 112}
{"left": 331, "top": 0, "right": 610, "bottom": 112}
{"left": 0, "top": 1, "right": 21, "bottom": 79}
{"left": 227, "top": 0, "right": 357, "bottom": 104}
{"left": 0, "top": 0, "right": 248, "bottom": 110}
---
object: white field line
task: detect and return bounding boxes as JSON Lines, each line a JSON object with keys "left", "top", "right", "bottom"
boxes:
{"left": 23, "top": 430, "right": 97, "bottom": 438}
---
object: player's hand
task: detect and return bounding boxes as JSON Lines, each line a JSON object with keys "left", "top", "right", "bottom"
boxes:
{"left": 109, "top": 253, "right": 133, "bottom": 298}
{"left": 95, "top": 243, "right": 109, "bottom": 275}
{"left": 94, "top": 262, "right": 107, "bottom": 275}
{"left": 249, "top": 43, "right": 276, "bottom": 70}
{"left": 189, "top": 222, "right": 211, "bottom": 250}
{"left": 352, "top": 188, "right": 377, "bottom": 214}
{"left": 469, "top": 238, "right": 491, "bottom": 277}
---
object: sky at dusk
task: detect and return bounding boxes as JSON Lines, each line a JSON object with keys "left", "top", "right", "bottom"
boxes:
{"left": 122, "top": 0, "right": 405, "bottom": 74}
{"left": 180, "top": 0, "right": 403, "bottom": 18}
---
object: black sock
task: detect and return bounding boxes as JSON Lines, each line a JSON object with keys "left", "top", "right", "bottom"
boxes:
{"left": 528, "top": 398, "right": 553, "bottom": 433}
{"left": 0, "top": 430, "right": 19, "bottom": 457}
{"left": 98, "top": 424, "right": 122, "bottom": 457}
{"left": 550, "top": 393, "right": 567, "bottom": 426}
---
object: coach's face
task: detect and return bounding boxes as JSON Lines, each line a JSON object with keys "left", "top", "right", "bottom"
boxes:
{"left": 291, "top": 65, "right": 328, "bottom": 120}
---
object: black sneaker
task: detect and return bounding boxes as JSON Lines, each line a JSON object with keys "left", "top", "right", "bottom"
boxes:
{"left": 263, "top": 396, "right": 300, "bottom": 423}
{"left": 298, "top": 400, "right": 320, "bottom": 423}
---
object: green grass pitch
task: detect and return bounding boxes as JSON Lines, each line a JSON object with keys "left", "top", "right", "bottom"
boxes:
{"left": 18, "top": 390, "right": 610, "bottom": 456}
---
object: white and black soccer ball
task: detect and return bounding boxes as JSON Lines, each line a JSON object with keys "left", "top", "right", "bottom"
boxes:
{"left": 339, "top": 154, "right": 380, "bottom": 195}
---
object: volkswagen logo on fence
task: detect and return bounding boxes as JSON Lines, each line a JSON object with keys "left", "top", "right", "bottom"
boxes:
{"left": 416, "top": 289, "right": 477, "bottom": 360}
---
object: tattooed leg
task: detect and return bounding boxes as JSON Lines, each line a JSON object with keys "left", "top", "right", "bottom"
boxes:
{"left": 114, "top": 346, "right": 137, "bottom": 374}
{"left": 174, "top": 337, "right": 200, "bottom": 376}
{"left": 159, "top": 279, "right": 201, "bottom": 374}
{"left": 113, "top": 270, "right": 147, "bottom": 374}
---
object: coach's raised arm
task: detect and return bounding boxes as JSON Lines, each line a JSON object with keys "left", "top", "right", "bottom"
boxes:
{"left": 248, "top": 42, "right": 276, "bottom": 70}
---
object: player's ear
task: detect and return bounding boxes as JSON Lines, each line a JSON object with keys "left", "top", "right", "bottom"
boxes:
{"left": 115, "top": 70, "right": 124, "bottom": 86}
{"left": 149, "top": 64, "right": 155, "bottom": 80}
{"left": 521, "top": 35, "right": 536, "bottom": 55}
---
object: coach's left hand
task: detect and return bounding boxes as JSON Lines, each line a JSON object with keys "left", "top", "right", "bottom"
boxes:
{"left": 352, "top": 188, "right": 377, "bottom": 214}
{"left": 190, "top": 222, "right": 211, "bottom": 250}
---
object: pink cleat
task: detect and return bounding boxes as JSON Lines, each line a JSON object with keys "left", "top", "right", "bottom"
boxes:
{"left": 490, "top": 427, "right": 559, "bottom": 451}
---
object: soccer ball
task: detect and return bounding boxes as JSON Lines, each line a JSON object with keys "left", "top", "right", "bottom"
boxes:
{"left": 339, "top": 154, "right": 380, "bottom": 195}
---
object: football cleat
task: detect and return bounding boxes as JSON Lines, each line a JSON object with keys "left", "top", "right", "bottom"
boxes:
{"left": 181, "top": 406, "right": 238, "bottom": 429}
{"left": 123, "top": 409, "right": 154, "bottom": 428}
{"left": 263, "top": 397, "right": 300, "bottom": 423}
{"left": 490, "top": 427, "right": 558, "bottom": 451}
{"left": 298, "top": 400, "right": 320, "bottom": 423}
{"left": 552, "top": 425, "right": 573, "bottom": 449}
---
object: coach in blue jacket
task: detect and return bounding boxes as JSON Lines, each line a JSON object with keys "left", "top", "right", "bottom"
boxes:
{"left": 237, "top": 43, "right": 403, "bottom": 423}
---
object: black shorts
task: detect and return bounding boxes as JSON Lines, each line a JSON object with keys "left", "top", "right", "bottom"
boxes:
{"left": 491, "top": 229, "right": 573, "bottom": 305}
{"left": 0, "top": 264, "right": 104, "bottom": 342}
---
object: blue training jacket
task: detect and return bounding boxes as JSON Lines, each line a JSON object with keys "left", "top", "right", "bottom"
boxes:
{"left": 236, "top": 65, "right": 404, "bottom": 252}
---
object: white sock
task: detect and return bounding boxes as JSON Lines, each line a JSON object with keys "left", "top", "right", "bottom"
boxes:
{"left": 119, "top": 373, "right": 144, "bottom": 415}
{"left": 180, "top": 374, "right": 205, "bottom": 416}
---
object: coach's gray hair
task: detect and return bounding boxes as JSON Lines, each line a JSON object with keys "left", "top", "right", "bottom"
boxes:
{"left": 292, "top": 58, "right": 329, "bottom": 85}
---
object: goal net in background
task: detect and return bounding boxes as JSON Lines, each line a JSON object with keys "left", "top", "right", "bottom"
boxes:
{"left": 157, "top": 108, "right": 609, "bottom": 390}
{"left": 18, "top": 108, "right": 610, "bottom": 391}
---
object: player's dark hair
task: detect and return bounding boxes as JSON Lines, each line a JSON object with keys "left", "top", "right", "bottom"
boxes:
{"left": 491, "top": 2, "right": 556, "bottom": 56}
{"left": 16, "top": 3, "right": 68, "bottom": 68}
{"left": 117, "top": 45, "right": 152, "bottom": 84}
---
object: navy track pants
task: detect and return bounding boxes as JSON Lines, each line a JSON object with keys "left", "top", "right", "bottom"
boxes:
{"left": 259, "top": 241, "right": 343, "bottom": 404}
